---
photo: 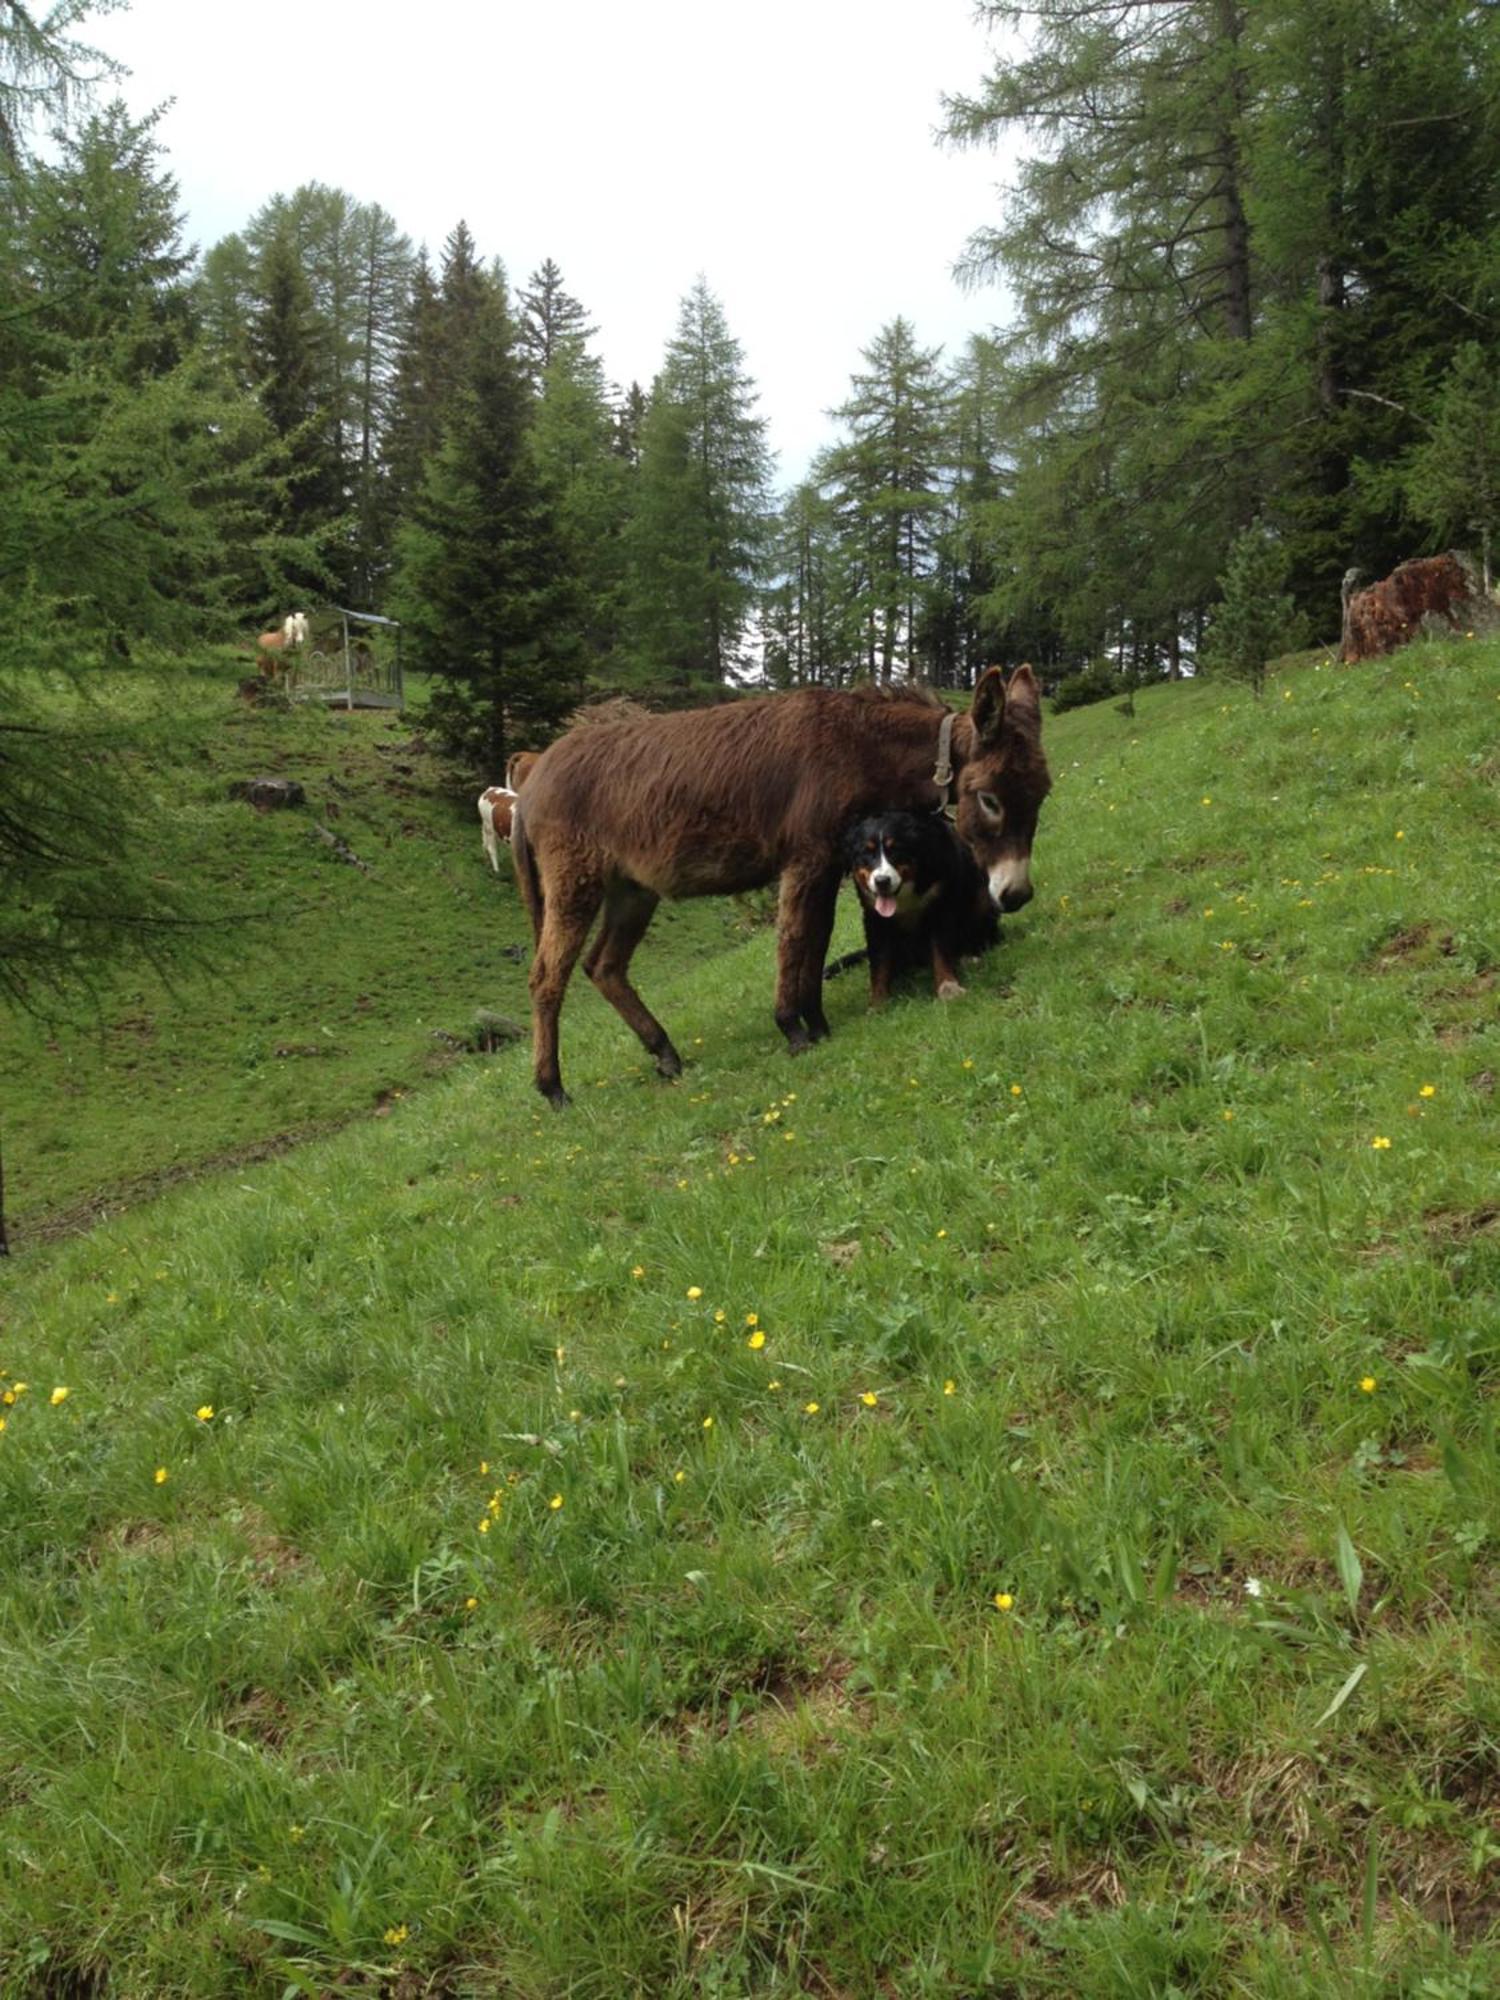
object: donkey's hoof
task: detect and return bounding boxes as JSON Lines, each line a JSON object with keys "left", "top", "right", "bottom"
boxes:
{"left": 654, "top": 1045, "right": 683, "bottom": 1080}
{"left": 937, "top": 979, "right": 966, "bottom": 1001}
{"left": 539, "top": 1082, "right": 572, "bottom": 1110}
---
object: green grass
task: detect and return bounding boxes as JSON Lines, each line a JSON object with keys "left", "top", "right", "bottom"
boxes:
{"left": 0, "top": 658, "right": 738, "bottom": 1238}
{"left": 1, "top": 638, "right": 1498, "bottom": 1995}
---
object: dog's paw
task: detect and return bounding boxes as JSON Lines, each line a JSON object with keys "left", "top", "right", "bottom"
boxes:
{"left": 937, "top": 979, "right": 966, "bottom": 1001}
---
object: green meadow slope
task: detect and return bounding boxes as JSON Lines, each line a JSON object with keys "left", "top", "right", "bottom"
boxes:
{"left": 0, "top": 662, "right": 735, "bottom": 1239}
{"left": 1, "top": 641, "right": 1498, "bottom": 1996}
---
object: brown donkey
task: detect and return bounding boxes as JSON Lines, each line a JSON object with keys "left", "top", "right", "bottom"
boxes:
{"left": 511, "top": 666, "right": 1051, "bottom": 1105}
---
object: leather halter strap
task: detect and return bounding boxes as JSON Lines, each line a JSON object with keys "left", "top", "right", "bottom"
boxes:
{"left": 932, "top": 709, "right": 957, "bottom": 817}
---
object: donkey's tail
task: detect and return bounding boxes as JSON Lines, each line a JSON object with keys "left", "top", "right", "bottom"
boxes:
{"left": 510, "top": 803, "right": 544, "bottom": 947}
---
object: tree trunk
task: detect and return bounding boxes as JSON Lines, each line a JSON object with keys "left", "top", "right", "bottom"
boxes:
{"left": 1215, "top": 1, "right": 1253, "bottom": 342}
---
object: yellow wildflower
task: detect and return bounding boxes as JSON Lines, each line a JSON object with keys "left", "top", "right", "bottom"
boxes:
{"left": 745, "top": 1313, "right": 759, "bottom": 1328}
{"left": 747, "top": 1330, "right": 766, "bottom": 1350}
{"left": 383, "top": 1924, "right": 409, "bottom": 1947}
{"left": 548, "top": 1493, "right": 564, "bottom": 1510}
{"left": 993, "top": 1592, "right": 1014, "bottom": 1612}
{"left": 631, "top": 1265, "right": 645, "bottom": 1278}
{"left": 686, "top": 1285, "right": 703, "bottom": 1300}
{"left": 702, "top": 1415, "right": 714, "bottom": 1430}
{"left": 804, "top": 1401, "right": 820, "bottom": 1416}
{"left": 1360, "top": 1375, "right": 1377, "bottom": 1395}
{"left": 49, "top": 1386, "right": 70, "bottom": 1406}
{"left": 943, "top": 1380, "right": 956, "bottom": 1396}
{"left": 1419, "top": 1083, "right": 1436, "bottom": 1099}
{"left": 154, "top": 1466, "right": 168, "bottom": 1485}
{"left": 195, "top": 1405, "right": 214, "bottom": 1422}
{"left": 860, "top": 1391, "right": 878, "bottom": 1408}
{"left": 1371, "top": 1136, "right": 1392, "bottom": 1151}
{"left": 673, "top": 1469, "right": 686, "bottom": 1484}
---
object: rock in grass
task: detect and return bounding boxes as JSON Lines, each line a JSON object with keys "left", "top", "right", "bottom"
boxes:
{"left": 228, "top": 777, "right": 305, "bottom": 810}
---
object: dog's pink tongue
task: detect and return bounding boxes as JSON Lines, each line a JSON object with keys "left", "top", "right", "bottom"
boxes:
{"left": 875, "top": 893, "right": 899, "bottom": 919}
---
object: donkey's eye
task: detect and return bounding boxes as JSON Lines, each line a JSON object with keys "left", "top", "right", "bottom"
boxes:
{"left": 977, "top": 791, "right": 1003, "bottom": 821}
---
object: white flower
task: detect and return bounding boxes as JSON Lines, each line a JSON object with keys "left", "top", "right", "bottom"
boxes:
{"left": 1244, "top": 1577, "right": 1264, "bottom": 1599}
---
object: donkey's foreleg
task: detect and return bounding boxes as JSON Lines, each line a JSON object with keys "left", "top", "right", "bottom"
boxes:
{"left": 584, "top": 884, "right": 681, "bottom": 1080}
{"left": 529, "top": 883, "right": 603, "bottom": 1108}
{"left": 774, "top": 862, "right": 842, "bottom": 1052}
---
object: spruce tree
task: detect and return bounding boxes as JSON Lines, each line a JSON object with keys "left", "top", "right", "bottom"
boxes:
{"left": 530, "top": 322, "right": 631, "bottom": 678}
{"left": 393, "top": 276, "right": 578, "bottom": 767}
{"left": 1201, "top": 522, "right": 1302, "bottom": 697}
{"left": 624, "top": 278, "right": 771, "bottom": 687}
{"left": 518, "top": 257, "right": 595, "bottom": 393}
{"left": 249, "top": 225, "right": 342, "bottom": 559}
{"left": 819, "top": 317, "right": 948, "bottom": 683}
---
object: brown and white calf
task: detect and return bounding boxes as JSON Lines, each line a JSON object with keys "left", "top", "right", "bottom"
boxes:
{"left": 478, "top": 786, "right": 519, "bottom": 872}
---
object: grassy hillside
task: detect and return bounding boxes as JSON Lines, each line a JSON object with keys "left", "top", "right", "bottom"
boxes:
{"left": 1, "top": 639, "right": 1498, "bottom": 1996}
{"left": 0, "top": 660, "right": 736, "bottom": 1239}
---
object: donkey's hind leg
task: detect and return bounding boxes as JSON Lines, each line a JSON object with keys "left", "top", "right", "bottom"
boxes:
{"left": 529, "top": 878, "right": 604, "bottom": 1108}
{"left": 584, "top": 882, "right": 681, "bottom": 1079}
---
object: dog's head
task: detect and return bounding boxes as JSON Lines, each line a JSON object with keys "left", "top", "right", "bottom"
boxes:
{"left": 843, "top": 812, "right": 940, "bottom": 920}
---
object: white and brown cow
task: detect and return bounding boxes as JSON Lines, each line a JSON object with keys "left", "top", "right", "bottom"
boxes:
{"left": 477, "top": 786, "right": 519, "bottom": 873}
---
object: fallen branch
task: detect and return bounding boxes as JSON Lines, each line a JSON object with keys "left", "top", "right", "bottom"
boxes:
{"left": 310, "top": 821, "right": 372, "bottom": 874}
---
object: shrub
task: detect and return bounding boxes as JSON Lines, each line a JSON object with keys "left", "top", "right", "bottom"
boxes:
{"left": 1051, "top": 662, "right": 1126, "bottom": 713}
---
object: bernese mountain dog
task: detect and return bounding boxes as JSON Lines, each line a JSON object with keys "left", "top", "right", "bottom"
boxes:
{"left": 840, "top": 810, "right": 999, "bottom": 1004}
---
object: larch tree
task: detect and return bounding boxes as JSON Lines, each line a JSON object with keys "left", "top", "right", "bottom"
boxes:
{"left": 943, "top": 0, "right": 1500, "bottom": 658}
{"left": 761, "top": 480, "right": 857, "bottom": 688}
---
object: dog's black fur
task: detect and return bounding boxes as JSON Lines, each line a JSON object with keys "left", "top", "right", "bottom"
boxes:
{"left": 838, "top": 810, "right": 999, "bottom": 1004}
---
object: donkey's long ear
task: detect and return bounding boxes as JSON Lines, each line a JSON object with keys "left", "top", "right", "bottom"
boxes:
{"left": 971, "top": 666, "right": 1007, "bottom": 746}
{"left": 1006, "top": 662, "right": 1042, "bottom": 719}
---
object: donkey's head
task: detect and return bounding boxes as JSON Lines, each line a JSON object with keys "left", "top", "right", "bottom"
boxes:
{"left": 955, "top": 664, "right": 1052, "bottom": 912}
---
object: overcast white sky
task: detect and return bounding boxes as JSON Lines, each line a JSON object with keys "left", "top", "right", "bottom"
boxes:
{"left": 94, "top": 0, "right": 1020, "bottom": 484}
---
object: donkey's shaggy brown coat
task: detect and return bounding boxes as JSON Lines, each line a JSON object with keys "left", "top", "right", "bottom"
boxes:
{"left": 511, "top": 667, "right": 1050, "bottom": 1105}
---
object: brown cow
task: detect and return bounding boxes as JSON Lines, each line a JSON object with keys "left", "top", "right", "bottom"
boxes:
{"left": 1340, "top": 555, "right": 1482, "bottom": 663}
{"left": 510, "top": 668, "right": 1051, "bottom": 1106}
